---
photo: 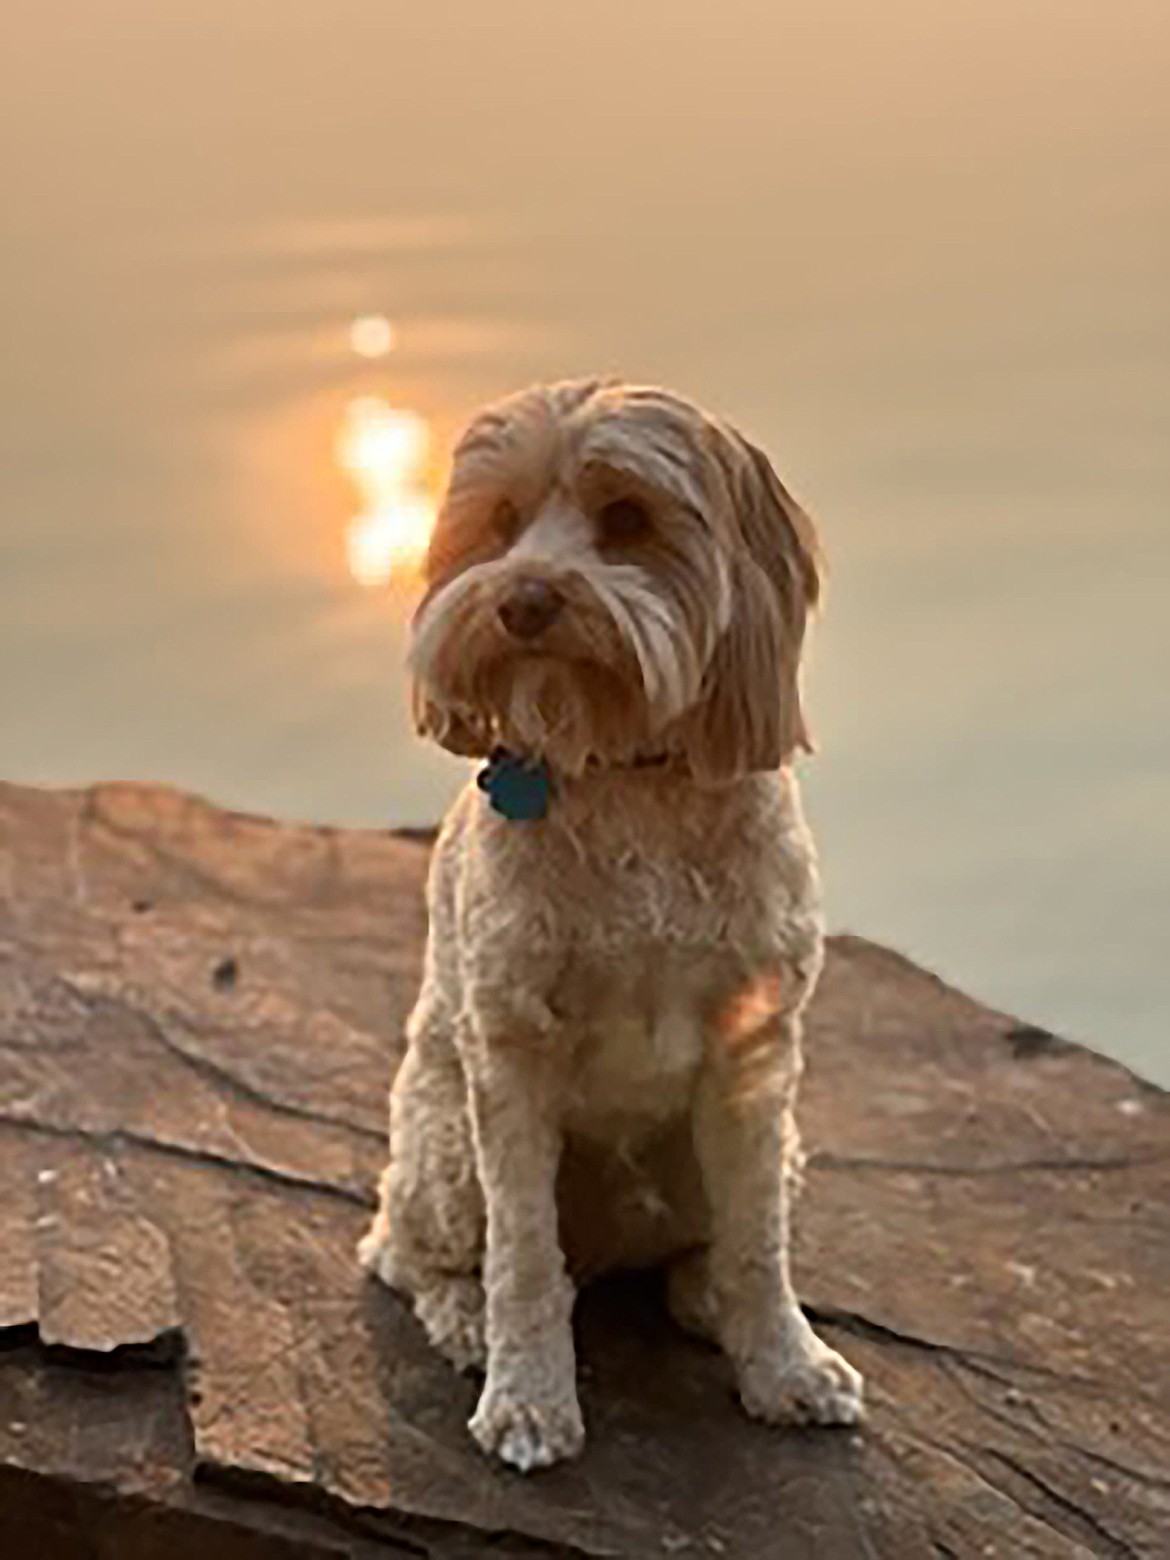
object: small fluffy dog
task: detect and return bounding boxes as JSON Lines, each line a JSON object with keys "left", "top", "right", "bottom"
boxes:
{"left": 359, "top": 379, "right": 863, "bottom": 1470}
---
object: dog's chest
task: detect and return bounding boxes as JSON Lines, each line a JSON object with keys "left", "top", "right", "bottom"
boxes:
{"left": 557, "top": 940, "right": 713, "bottom": 1142}
{"left": 541, "top": 822, "right": 776, "bottom": 1141}
{"left": 468, "top": 771, "right": 817, "bottom": 1142}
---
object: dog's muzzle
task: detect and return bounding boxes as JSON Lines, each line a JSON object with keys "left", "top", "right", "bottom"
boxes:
{"left": 497, "top": 577, "right": 565, "bottom": 641}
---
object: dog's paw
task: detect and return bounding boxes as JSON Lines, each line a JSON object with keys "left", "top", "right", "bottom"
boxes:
{"left": 737, "top": 1332, "right": 864, "bottom": 1428}
{"left": 469, "top": 1381, "right": 585, "bottom": 1471}
{"left": 414, "top": 1276, "right": 487, "bottom": 1373}
{"left": 356, "top": 1212, "right": 393, "bottom": 1282}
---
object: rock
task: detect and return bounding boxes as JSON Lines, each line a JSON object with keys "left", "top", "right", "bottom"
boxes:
{"left": 0, "top": 779, "right": 1166, "bottom": 1558}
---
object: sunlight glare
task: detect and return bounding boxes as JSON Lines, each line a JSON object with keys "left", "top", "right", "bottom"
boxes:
{"left": 347, "top": 496, "right": 435, "bottom": 587}
{"left": 349, "top": 314, "right": 395, "bottom": 358}
{"left": 337, "top": 398, "right": 427, "bottom": 496}
{"left": 337, "top": 396, "right": 434, "bottom": 586}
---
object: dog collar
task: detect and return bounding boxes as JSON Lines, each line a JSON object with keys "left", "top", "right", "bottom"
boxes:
{"left": 476, "top": 746, "right": 682, "bottom": 821}
{"left": 477, "top": 748, "right": 553, "bottom": 821}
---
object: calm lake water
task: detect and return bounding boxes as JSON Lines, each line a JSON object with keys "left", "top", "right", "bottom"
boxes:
{"left": 4, "top": 2, "right": 1167, "bottom": 1082}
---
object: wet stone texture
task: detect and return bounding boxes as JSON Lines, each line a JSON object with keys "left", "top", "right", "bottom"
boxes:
{"left": 0, "top": 779, "right": 1166, "bottom": 1558}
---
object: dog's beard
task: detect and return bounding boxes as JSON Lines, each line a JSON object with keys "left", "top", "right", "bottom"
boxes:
{"left": 500, "top": 657, "right": 637, "bottom": 774}
{"left": 411, "top": 562, "right": 708, "bottom": 774}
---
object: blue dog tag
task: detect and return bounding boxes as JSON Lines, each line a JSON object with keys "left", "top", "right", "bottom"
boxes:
{"left": 477, "top": 749, "right": 552, "bottom": 821}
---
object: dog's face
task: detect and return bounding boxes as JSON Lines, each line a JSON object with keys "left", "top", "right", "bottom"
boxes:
{"left": 410, "top": 379, "right": 822, "bottom": 781}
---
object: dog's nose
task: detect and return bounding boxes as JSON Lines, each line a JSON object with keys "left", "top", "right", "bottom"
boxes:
{"left": 498, "top": 578, "right": 565, "bottom": 640}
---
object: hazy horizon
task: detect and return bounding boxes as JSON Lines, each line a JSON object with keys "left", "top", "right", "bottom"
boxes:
{"left": 3, "top": 1, "right": 1167, "bottom": 1081}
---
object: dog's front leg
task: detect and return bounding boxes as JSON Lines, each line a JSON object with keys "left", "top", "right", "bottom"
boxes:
{"left": 460, "top": 997, "right": 583, "bottom": 1471}
{"left": 695, "top": 998, "right": 864, "bottom": 1428}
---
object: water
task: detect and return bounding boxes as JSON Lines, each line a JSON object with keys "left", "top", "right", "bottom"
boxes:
{"left": 3, "top": 1, "right": 1167, "bottom": 1082}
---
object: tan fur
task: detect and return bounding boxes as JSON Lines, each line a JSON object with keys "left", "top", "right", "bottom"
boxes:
{"left": 359, "top": 379, "right": 862, "bottom": 1470}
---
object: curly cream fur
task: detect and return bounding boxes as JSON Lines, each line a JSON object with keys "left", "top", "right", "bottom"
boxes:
{"left": 359, "top": 380, "right": 863, "bottom": 1470}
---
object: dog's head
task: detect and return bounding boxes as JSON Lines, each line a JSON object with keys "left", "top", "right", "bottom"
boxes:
{"left": 410, "top": 379, "right": 822, "bottom": 781}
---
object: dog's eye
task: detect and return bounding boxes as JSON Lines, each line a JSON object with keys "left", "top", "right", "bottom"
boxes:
{"left": 491, "top": 500, "right": 521, "bottom": 547}
{"left": 597, "top": 497, "right": 651, "bottom": 547}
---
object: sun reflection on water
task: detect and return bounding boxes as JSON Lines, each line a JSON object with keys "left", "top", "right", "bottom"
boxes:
{"left": 338, "top": 395, "right": 434, "bottom": 587}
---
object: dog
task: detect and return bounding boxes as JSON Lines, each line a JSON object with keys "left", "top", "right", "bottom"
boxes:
{"left": 359, "top": 378, "right": 863, "bottom": 1470}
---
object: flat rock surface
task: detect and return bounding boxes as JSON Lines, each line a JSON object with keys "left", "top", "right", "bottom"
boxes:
{"left": 0, "top": 779, "right": 1166, "bottom": 1558}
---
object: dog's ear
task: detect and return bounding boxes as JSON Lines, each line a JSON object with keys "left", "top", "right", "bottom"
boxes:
{"left": 408, "top": 552, "right": 498, "bottom": 759}
{"left": 679, "top": 430, "right": 823, "bottom": 782}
